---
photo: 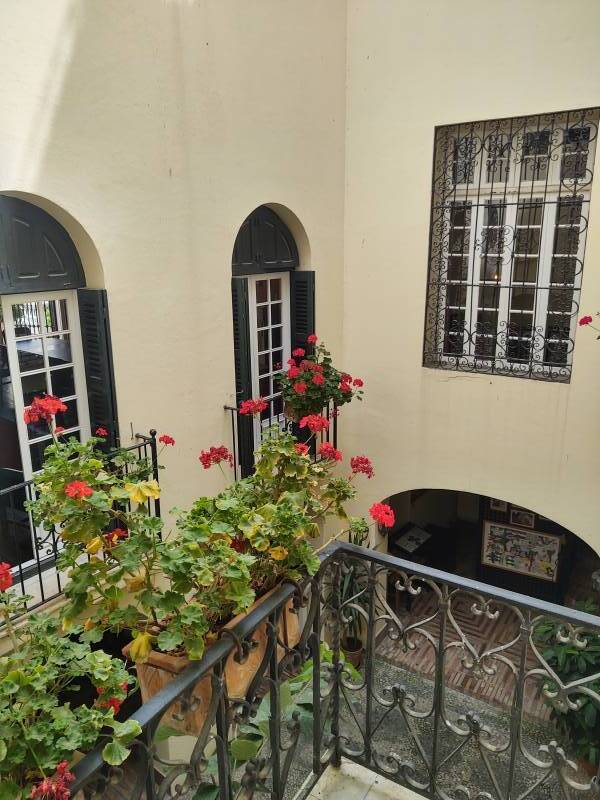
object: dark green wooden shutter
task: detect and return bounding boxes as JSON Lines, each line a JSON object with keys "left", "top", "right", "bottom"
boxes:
{"left": 291, "top": 271, "right": 315, "bottom": 350}
{"left": 77, "top": 289, "right": 119, "bottom": 448}
{"left": 231, "top": 277, "right": 254, "bottom": 477}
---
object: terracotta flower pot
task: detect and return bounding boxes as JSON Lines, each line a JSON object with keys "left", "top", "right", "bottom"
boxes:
{"left": 341, "top": 637, "right": 364, "bottom": 669}
{"left": 123, "top": 589, "right": 300, "bottom": 736}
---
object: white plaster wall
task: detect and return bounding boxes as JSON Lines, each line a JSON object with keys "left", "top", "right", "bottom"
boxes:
{"left": 343, "top": 0, "right": 600, "bottom": 550}
{"left": 0, "top": 0, "right": 347, "bottom": 516}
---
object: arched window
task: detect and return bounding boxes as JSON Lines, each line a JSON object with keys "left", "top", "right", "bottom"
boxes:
{"left": 231, "top": 206, "right": 314, "bottom": 476}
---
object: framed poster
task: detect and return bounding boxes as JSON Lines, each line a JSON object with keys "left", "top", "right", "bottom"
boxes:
{"left": 509, "top": 508, "right": 535, "bottom": 528}
{"left": 490, "top": 499, "right": 507, "bottom": 512}
{"left": 481, "top": 521, "right": 561, "bottom": 582}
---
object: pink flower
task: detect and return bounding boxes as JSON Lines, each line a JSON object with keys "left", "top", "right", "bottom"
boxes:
{"left": 239, "top": 398, "right": 268, "bottom": 416}
{"left": 299, "top": 414, "right": 330, "bottom": 433}
{"left": 159, "top": 434, "right": 175, "bottom": 446}
{"left": 95, "top": 426, "right": 109, "bottom": 437}
{"left": 350, "top": 456, "right": 374, "bottom": 479}
{"left": 369, "top": 502, "right": 395, "bottom": 528}
{"left": 307, "top": 334, "right": 318, "bottom": 345}
{"left": 312, "top": 373, "right": 325, "bottom": 386}
{"left": 294, "top": 442, "right": 310, "bottom": 456}
{"left": 292, "top": 347, "right": 305, "bottom": 357}
{"left": 579, "top": 315, "right": 593, "bottom": 326}
{"left": 293, "top": 381, "right": 307, "bottom": 395}
{"left": 319, "top": 442, "right": 342, "bottom": 461}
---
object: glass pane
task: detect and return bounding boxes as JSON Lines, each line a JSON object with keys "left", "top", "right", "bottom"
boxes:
{"left": 42, "top": 299, "right": 69, "bottom": 333}
{"left": 554, "top": 227, "right": 580, "bottom": 255}
{"left": 478, "top": 286, "right": 500, "bottom": 308}
{"left": 551, "top": 258, "right": 576, "bottom": 285}
{"left": 448, "top": 257, "right": 468, "bottom": 281}
{"left": 270, "top": 303, "right": 282, "bottom": 325}
{"left": 557, "top": 199, "right": 582, "bottom": 225}
{"left": 511, "top": 287, "right": 535, "bottom": 311}
{"left": 257, "top": 329, "right": 269, "bottom": 353}
{"left": 480, "top": 257, "right": 502, "bottom": 282}
{"left": 272, "top": 396, "right": 283, "bottom": 416}
{"left": 513, "top": 258, "right": 538, "bottom": 283}
{"left": 271, "top": 326, "right": 282, "bottom": 349}
{"left": 271, "top": 350, "right": 283, "bottom": 372}
{"left": 46, "top": 334, "right": 71, "bottom": 367}
{"left": 515, "top": 228, "right": 541, "bottom": 254}
{"left": 12, "top": 302, "right": 41, "bottom": 336}
{"left": 270, "top": 279, "right": 281, "bottom": 301}
{"left": 30, "top": 439, "right": 52, "bottom": 472}
{"left": 450, "top": 203, "right": 471, "bottom": 227}
{"left": 477, "top": 310, "right": 498, "bottom": 333}
{"left": 55, "top": 398, "right": 78, "bottom": 430}
{"left": 546, "top": 314, "right": 571, "bottom": 339}
{"left": 446, "top": 285, "right": 466, "bottom": 307}
{"left": 259, "top": 376, "right": 270, "bottom": 396}
{"left": 509, "top": 313, "right": 533, "bottom": 338}
{"left": 562, "top": 127, "right": 590, "bottom": 180}
{"left": 507, "top": 338, "right": 531, "bottom": 362}
{"left": 255, "top": 280, "right": 268, "bottom": 304}
{"left": 16, "top": 339, "right": 44, "bottom": 372}
{"left": 475, "top": 337, "right": 496, "bottom": 358}
{"left": 544, "top": 340, "right": 569, "bottom": 365}
{"left": 517, "top": 202, "right": 543, "bottom": 227}
{"left": 50, "top": 367, "right": 75, "bottom": 398}
{"left": 548, "top": 288, "right": 573, "bottom": 313}
{"left": 0, "top": 305, "right": 23, "bottom": 481}
{"left": 258, "top": 353, "right": 269, "bottom": 375}
{"left": 21, "top": 372, "right": 48, "bottom": 406}
{"left": 485, "top": 204, "right": 505, "bottom": 226}
{"left": 256, "top": 306, "right": 269, "bottom": 328}
{"left": 450, "top": 229, "right": 469, "bottom": 253}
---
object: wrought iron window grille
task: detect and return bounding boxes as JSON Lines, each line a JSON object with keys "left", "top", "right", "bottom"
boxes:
{"left": 423, "top": 108, "right": 599, "bottom": 381}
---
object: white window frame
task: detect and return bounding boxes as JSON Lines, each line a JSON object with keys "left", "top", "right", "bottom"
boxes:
{"left": 247, "top": 273, "right": 291, "bottom": 448}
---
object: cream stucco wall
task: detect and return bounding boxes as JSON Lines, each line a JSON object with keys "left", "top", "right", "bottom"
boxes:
{"left": 342, "top": 0, "right": 600, "bottom": 551}
{"left": 0, "top": 0, "right": 347, "bottom": 517}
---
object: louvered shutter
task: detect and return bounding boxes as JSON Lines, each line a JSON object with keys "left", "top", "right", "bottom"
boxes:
{"left": 77, "top": 289, "right": 119, "bottom": 448}
{"left": 290, "top": 271, "right": 315, "bottom": 350}
{"left": 231, "top": 277, "right": 254, "bottom": 477}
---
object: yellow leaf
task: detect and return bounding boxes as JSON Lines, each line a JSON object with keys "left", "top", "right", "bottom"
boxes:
{"left": 85, "top": 536, "right": 103, "bottom": 555}
{"left": 125, "top": 575, "right": 146, "bottom": 592}
{"left": 125, "top": 480, "right": 160, "bottom": 505}
{"left": 268, "top": 546, "right": 288, "bottom": 561}
{"left": 129, "top": 632, "right": 154, "bottom": 662}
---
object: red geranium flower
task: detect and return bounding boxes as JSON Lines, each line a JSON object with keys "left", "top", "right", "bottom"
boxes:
{"left": 159, "top": 434, "right": 175, "bottom": 446}
{"left": 54, "top": 426, "right": 65, "bottom": 435}
{"left": 24, "top": 395, "right": 67, "bottom": 425}
{"left": 353, "top": 378, "right": 364, "bottom": 387}
{"left": 65, "top": 481, "right": 94, "bottom": 500}
{"left": 319, "top": 442, "right": 342, "bottom": 461}
{"left": 307, "top": 334, "right": 318, "bottom": 345}
{"left": 292, "top": 347, "right": 305, "bottom": 357}
{"left": 239, "top": 398, "right": 268, "bottom": 416}
{"left": 350, "top": 455, "right": 374, "bottom": 479}
{"left": 287, "top": 366, "right": 301, "bottom": 379}
{"left": 293, "top": 381, "right": 307, "bottom": 395}
{"left": 104, "top": 527, "right": 128, "bottom": 547}
{"left": 287, "top": 358, "right": 296, "bottom": 366}
{"left": 294, "top": 442, "right": 310, "bottom": 456}
{"left": 299, "top": 414, "right": 330, "bottom": 433}
{"left": 0, "top": 562, "right": 13, "bottom": 592}
{"left": 369, "top": 502, "right": 395, "bottom": 528}
{"left": 95, "top": 426, "right": 109, "bottom": 437}
{"left": 340, "top": 382, "right": 352, "bottom": 393}
{"left": 579, "top": 315, "right": 593, "bottom": 326}
{"left": 199, "top": 445, "right": 234, "bottom": 469}
{"left": 312, "top": 373, "right": 325, "bottom": 386}
{"left": 30, "top": 761, "right": 74, "bottom": 800}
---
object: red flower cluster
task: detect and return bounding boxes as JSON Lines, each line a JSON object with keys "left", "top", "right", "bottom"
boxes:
{"left": 294, "top": 442, "right": 310, "bottom": 456}
{"left": 0, "top": 562, "right": 13, "bottom": 592}
{"left": 30, "top": 761, "right": 74, "bottom": 800}
{"left": 239, "top": 398, "right": 268, "bottom": 416}
{"left": 95, "top": 426, "right": 109, "bottom": 437}
{"left": 293, "top": 381, "right": 307, "bottom": 395}
{"left": 299, "top": 414, "right": 330, "bottom": 433}
{"left": 369, "top": 502, "right": 395, "bottom": 528}
{"left": 96, "top": 683, "right": 128, "bottom": 715}
{"left": 159, "top": 434, "right": 175, "bottom": 446}
{"left": 288, "top": 365, "right": 301, "bottom": 378}
{"left": 307, "top": 334, "right": 318, "bottom": 345}
{"left": 292, "top": 347, "right": 305, "bottom": 357}
{"left": 199, "top": 445, "right": 234, "bottom": 470}
{"left": 65, "top": 481, "right": 94, "bottom": 500}
{"left": 579, "top": 315, "right": 593, "bottom": 326}
{"left": 312, "top": 373, "right": 325, "bottom": 386}
{"left": 351, "top": 456, "right": 374, "bottom": 479}
{"left": 104, "top": 527, "right": 128, "bottom": 547}
{"left": 24, "top": 395, "right": 67, "bottom": 425}
{"left": 319, "top": 442, "right": 342, "bottom": 461}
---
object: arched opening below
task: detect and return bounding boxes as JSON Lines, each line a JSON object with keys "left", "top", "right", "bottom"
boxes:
{"left": 383, "top": 488, "right": 599, "bottom": 607}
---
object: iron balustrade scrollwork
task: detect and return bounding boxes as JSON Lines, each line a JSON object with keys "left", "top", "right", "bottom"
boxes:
{"left": 69, "top": 541, "right": 600, "bottom": 800}
{"left": 0, "top": 430, "right": 161, "bottom": 615}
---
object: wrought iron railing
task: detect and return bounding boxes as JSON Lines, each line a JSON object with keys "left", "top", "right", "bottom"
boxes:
{"left": 0, "top": 430, "right": 160, "bottom": 614}
{"left": 70, "top": 540, "right": 600, "bottom": 800}
{"left": 225, "top": 401, "right": 338, "bottom": 480}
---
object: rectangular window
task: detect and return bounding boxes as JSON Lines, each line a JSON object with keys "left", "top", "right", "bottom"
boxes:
{"left": 424, "top": 108, "right": 599, "bottom": 381}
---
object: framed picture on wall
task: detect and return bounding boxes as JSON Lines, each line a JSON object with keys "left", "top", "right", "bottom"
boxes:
{"left": 510, "top": 508, "right": 535, "bottom": 528}
{"left": 481, "top": 521, "right": 561, "bottom": 582}
{"left": 490, "top": 499, "right": 507, "bottom": 512}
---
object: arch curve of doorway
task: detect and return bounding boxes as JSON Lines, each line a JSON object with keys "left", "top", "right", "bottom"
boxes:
{"left": 0, "top": 190, "right": 104, "bottom": 289}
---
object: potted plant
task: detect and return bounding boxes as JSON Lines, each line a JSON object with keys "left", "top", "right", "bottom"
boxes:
{"left": 0, "top": 568, "right": 140, "bottom": 800}
{"left": 278, "top": 333, "right": 364, "bottom": 421}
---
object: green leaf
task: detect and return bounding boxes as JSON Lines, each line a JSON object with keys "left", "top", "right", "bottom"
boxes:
{"left": 103, "top": 738, "right": 130, "bottom": 765}
{"left": 0, "top": 780, "right": 20, "bottom": 800}
{"left": 230, "top": 736, "right": 263, "bottom": 761}
{"left": 192, "top": 784, "right": 220, "bottom": 800}
{"left": 155, "top": 724, "right": 187, "bottom": 742}
{"left": 0, "top": 740, "right": 6, "bottom": 761}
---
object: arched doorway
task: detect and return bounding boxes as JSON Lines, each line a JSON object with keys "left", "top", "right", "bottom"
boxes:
{"left": 231, "top": 205, "right": 313, "bottom": 476}
{"left": 0, "top": 195, "right": 117, "bottom": 575}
